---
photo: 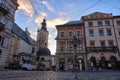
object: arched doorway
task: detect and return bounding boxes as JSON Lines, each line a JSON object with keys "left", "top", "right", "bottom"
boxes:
{"left": 110, "top": 56, "right": 117, "bottom": 70}
{"left": 100, "top": 57, "right": 107, "bottom": 69}
{"left": 90, "top": 57, "right": 96, "bottom": 69}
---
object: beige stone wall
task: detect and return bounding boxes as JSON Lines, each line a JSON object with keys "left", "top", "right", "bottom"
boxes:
{"left": 0, "top": 0, "right": 19, "bottom": 68}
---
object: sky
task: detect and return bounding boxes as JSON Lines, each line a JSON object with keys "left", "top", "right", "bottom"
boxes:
{"left": 15, "top": 0, "right": 120, "bottom": 55}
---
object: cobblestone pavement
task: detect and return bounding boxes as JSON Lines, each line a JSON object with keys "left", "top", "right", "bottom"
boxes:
{"left": 0, "top": 70, "right": 120, "bottom": 80}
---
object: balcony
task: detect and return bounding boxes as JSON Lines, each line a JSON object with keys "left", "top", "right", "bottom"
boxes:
{"left": 0, "top": 1, "right": 10, "bottom": 14}
{"left": 87, "top": 46, "right": 118, "bottom": 53}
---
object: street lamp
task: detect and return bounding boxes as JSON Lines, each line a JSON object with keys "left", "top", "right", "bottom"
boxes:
{"left": 72, "top": 36, "right": 79, "bottom": 71}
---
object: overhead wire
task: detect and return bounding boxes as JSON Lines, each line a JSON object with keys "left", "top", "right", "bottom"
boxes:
{"left": 70, "top": 0, "right": 102, "bottom": 20}
{"left": 101, "top": 0, "right": 120, "bottom": 10}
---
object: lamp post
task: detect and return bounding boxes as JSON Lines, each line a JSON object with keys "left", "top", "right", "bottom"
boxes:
{"left": 72, "top": 36, "right": 79, "bottom": 71}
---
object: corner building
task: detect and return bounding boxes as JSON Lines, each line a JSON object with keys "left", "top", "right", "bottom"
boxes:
{"left": 0, "top": 0, "right": 19, "bottom": 69}
{"left": 55, "top": 21, "right": 86, "bottom": 71}
{"left": 82, "top": 12, "right": 120, "bottom": 70}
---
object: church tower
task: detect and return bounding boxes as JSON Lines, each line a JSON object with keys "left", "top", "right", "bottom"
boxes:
{"left": 37, "top": 18, "right": 49, "bottom": 48}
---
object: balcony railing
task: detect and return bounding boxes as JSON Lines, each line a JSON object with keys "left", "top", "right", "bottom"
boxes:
{"left": 0, "top": 1, "right": 10, "bottom": 14}
{"left": 87, "top": 46, "right": 118, "bottom": 53}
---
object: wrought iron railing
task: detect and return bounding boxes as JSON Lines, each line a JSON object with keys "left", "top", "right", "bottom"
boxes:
{"left": 87, "top": 46, "right": 118, "bottom": 53}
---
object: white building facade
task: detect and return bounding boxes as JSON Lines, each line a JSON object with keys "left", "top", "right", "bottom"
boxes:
{"left": 82, "top": 12, "right": 120, "bottom": 70}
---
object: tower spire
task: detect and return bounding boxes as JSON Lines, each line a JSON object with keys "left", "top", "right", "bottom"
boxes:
{"left": 41, "top": 18, "right": 47, "bottom": 31}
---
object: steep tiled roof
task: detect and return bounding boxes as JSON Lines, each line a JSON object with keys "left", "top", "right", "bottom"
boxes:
{"left": 12, "top": 23, "right": 31, "bottom": 45}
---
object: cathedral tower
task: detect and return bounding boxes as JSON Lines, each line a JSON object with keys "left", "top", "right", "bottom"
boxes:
{"left": 37, "top": 18, "right": 49, "bottom": 48}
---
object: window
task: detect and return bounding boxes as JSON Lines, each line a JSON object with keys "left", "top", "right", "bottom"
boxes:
{"left": 32, "top": 47, "right": 34, "bottom": 53}
{"left": 100, "top": 41, "right": 105, "bottom": 47}
{"left": 61, "top": 44, "right": 64, "bottom": 52}
{"left": 90, "top": 41, "right": 95, "bottom": 47}
{"left": 117, "top": 20, "right": 120, "bottom": 26}
{"left": 118, "top": 30, "right": 120, "bottom": 36}
{"left": 98, "top": 21, "right": 102, "bottom": 26}
{"left": 89, "top": 29, "right": 94, "bottom": 37}
{"left": 68, "top": 31, "right": 72, "bottom": 37}
{"left": 88, "top": 22, "right": 93, "bottom": 27}
{"left": 99, "top": 29, "right": 104, "bottom": 36}
{"left": 77, "top": 43, "right": 82, "bottom": 51}
{"left": 105, "top": 21, "right": 110, "bottom": 26}
{"left": 60, "top": 32, "right": 64, "bottom": 38}
{"left": 76, "top": 31, "right": 80, "bottom": 37}
{"left": 108, "top": 40, "right": 114, "bottom": 46}
{"left": 107, "top": 29, "right": 112, "bottom": 36}
{"left": 68, "top": 44, "right": 73, "bottom": 51}
{"left": 1, "top": 37, "right": 4, "bottom": 46}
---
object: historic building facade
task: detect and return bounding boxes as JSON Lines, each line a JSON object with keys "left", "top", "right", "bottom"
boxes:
{"left": 82, "top": 12, "right": 120, "bottom": 70}
{"left": 55, "top": 21, "right": 86, "bottom": 71}
{"left": 0, "top": 0, "right": 19, "bottom": 69}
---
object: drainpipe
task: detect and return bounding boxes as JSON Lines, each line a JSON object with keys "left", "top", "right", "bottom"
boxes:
{"left": 83, "top": 23, "right": 88, "bottom": 70}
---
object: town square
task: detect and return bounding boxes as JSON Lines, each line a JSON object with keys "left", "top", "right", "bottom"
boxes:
{"left": 0, "top": 0, "right": 120, "bottom": 80}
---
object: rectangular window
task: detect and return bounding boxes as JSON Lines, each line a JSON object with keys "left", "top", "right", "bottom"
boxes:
{"left": 90, "top": 41, "right": 95, "bottom": 47}
{"left": 107, "top": 29, "right": 112, "bottom": 36}
{"left": 2, "top": 38, "right": 9, "bottom": 48}
{"left": 117, "top": 20, "right": 120, "bottom": 26}
{"left": 68, "top": 44, "right": 73, "bottom": 51}
{"left": 118, "top": 30, "right": 120, "bottom": 36}
{"left": 77, "top": 43, "right": 82, "bottom": 51}
{"left": 99, "top": 29, "right": 104, "bottom": 36}
{"left": 76, "top": 31, "right": 80, "bottom": 38}
{"left": 89, "top": 29, "right": 94, "bottom": 37}
{"left": 60, "top": 32, "right": 64, "bottom": 38}
{"left": 68, "top": 31, "right": 72, "bottom": 37}
{"left": 61, "top": 44, "right": 64, "bottom": 52}
{"left": 100, "top": 41, "right": 105, "bottom": 47}
{"left": 88, "top": 22, "right": 93, "bottom": 27}
{"left": 105, "top": 21, "right": 110, "bottom": 26}
{"left": 108, "top": 40, "right": 114, "bottom": 46}
{"left": 98, "top": 21, "right": 102, "bottom": 26}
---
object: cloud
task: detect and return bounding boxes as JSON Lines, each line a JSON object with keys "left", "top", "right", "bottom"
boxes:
{"left": 59, "top": 12, "right": 67, "bottom": 16}
{"left": 18, "top": 0, "right": 34, "bottom": 17}
{"left": 40, "top": 0, "right": 54, "bottom": 12}
{"left": 47, "top": 17, "right": 69, "bottom": 28}
{"left": 35, "top": 11, "right": 47, "bottom": 25}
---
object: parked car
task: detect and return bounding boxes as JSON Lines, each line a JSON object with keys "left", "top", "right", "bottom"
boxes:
{"left": 21, "top": 63, "right": 37, "bottom": 70}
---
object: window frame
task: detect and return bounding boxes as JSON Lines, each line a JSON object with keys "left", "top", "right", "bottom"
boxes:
{"left": 105, "top": 21, "right": 110, "bottom": 26}
{"left": 99, "top": 29, "right": 104, "bottom": 36}
{"left": 89, "top": 29, "right": 94, "bottom": 37}
{"left": 60, "top": 31, "right": 64, "bottom": 38}
{"left": 90, "top": 40, "right": 95, "bottom": 47}
{"left": 68, "top": 31, "right": 73, "bottom": 38}
{"left": 88, "top": 22, "right": 93, "bottom": 27}
{"left": 106, "top": 29, "right": 112, "bottom": 36}
{"left": 76, "top": 31, "right": 81, "bottom": 38}
{"left": 98, "top": 21, "right": 103, "bottom": 26}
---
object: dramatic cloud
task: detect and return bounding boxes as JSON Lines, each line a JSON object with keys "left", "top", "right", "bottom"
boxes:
{"left": 40, "top": 0, "right": 54, "bottom": 12}
{"left": 35, "top": 11, "right": 47, "bottom": 25}
{"left": 47, "top": 17, "right": 69, "bottom": 28}
{"left": 18, "top": 0, "right": 34, "bottom": 17}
